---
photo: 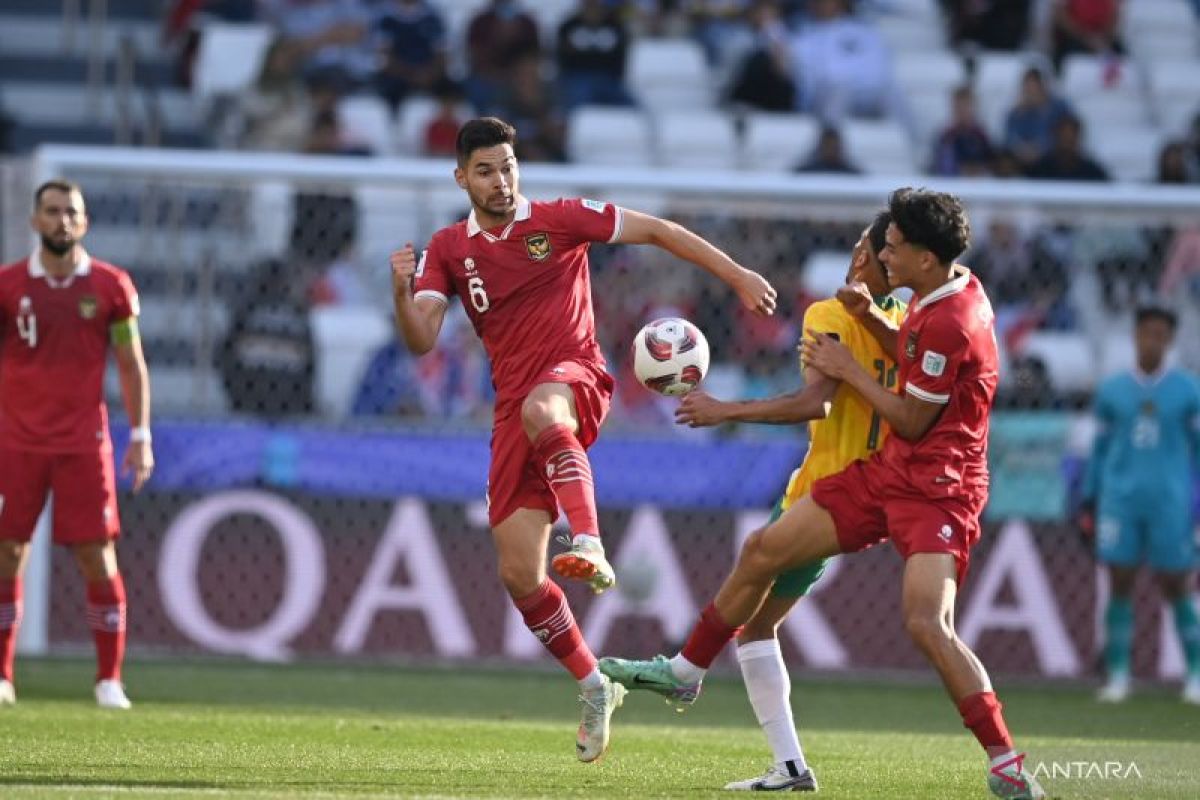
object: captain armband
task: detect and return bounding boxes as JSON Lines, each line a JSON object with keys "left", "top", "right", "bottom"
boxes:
{"left": 110, "top": 317, "right": 140, "bottom": 346}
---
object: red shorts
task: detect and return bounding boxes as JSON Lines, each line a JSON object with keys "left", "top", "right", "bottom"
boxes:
{"left": 811, "top": 454, "right": 983, "bottom": 584}
{"left": 488, "top": 360, "right": 613, "bottom": 528}
{"left": 0, "top": 447, "right": 121, "bottom": 545}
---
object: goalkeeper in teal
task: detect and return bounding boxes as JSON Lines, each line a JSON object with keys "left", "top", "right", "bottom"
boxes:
{"left": 1080, "top": 306, "right": 1200, "bottom": 704}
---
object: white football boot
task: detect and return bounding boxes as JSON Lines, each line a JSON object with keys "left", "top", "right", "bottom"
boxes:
{"left": 0, "top": 679, "right": 14, "bottom": 705}
{"left": 576, "top": 675, "right": 626, "bottom": 762}
{"left": 552, "top": 534, "right": 616, "bottom": 594}
{"left": 1182, "top": 675, "right": 1200, "bottom": 705}
{"left": 1096, "top": 673, "right": 1130, "bottom": 703}
{"left": 724, "top": 762, "right": 818, "bottom": 791}
{"left": 95, "top": 679, "right": 132, "bottom": 710}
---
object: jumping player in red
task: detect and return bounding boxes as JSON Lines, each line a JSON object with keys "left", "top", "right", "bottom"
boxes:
{"left": 601, "top": 189, "right": 1045, "bottom": 798}
{"left": 0, "top": 180, "right": 153, "bottom": 709}
{"left": 389, "top": 117, "right": 776, "bottom": 762}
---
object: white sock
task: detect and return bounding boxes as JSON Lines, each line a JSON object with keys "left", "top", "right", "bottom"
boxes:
{"left": 737, "top": 639, "right": 807, "bottom": 770}
{"left": 668, "top": 653, "right": 707, "bottom": 684}
{"left": 579, "top": 667, "right": 605, "bottom": 692}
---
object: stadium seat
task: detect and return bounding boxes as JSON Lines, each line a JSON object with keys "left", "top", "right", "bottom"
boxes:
{"left": 882, "top": 0, "right": 942, "bottom": 21}
{"left": 875, "top": 15, "right": 945, "bottom": 52}
{"left": 627, "top": 39, "right": 713, "bottom": 110}
{"left": 1099, "top": 328, "right": 1137, "bottom": 377}
{"left": 247, "top": 180, "right": 294, "bottom": 261}
{"left": 394, "top": 96, "right": 474, "bottom": 156}
{"left": 1061, "top": 55, "right": 1139, "bottom": 100}
{"left": 801, "top": 251, "right": 850, "bottom": 300}
{"left": 566, "top": 106, "right": 654, "bottom": 167}
{"left": 842, "top": 119, "right": 918, "bottom": 175}
{"left": 905, "top": 89, "right": 950, "bottom": 153}
{"left": 657, "top": 110, "right": 739, "bottom": 169}
{"left": 1020, "top": 332, "right": 1096, "bottom": 392}
{"left": 356, "top": 186, "right": 422, "bottom": 273}
{"left": 740, "top": 113, "right": 819, "bottom": 172}
{"left": 1088, "top": 126, "right": 1164, "bottom": 182}
{"left": 191, "top": 23, "right": 273, "bottom": 98}
{"left": 1122, "top": 0, "right": 1198, "bottom": 40}
{"left": 337, "top": 96, "right": 394, "bottom": 156}
{"left": 1072, "top": 92, "right": 1151, "bottom": 135}
{"left": 311, "top": 306, "right": 394, "bottom": 419}
{"left": 1146, "top": 59, "right": 1200, "bottom": 135}
{"left": 895, "top": 52, "right": 967, "bottom": 106}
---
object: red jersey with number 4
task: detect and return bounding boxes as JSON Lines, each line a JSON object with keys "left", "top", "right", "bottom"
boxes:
{"left": 0, "top": 251, "right": 139, "bottom": 452}
{"left": 880, "top": 267, "right": 998, "bottom": 503}
{"left": 413, "top": 196, "right": 622, "bottom": 405}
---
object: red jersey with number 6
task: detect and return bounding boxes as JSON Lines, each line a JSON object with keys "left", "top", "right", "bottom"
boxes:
{"left": 879, "top": 267, "right": 998, "bottom": 504}
{"left": 0, "top": 251, "right": 139, "bottom": 453}
{"left": 412, "top": 196, "right": 623, "bottom": 405}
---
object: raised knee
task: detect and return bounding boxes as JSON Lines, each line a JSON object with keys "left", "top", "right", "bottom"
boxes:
{"left": 904, "top": 613, "right": 951, "bottom": 650}
{"left": 520, "top": 395, "right": 554, "bottom": 433}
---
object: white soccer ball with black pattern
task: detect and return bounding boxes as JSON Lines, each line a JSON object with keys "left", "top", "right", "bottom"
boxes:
{"left": 631, "top": 317, "right": 710, "bottom": 396}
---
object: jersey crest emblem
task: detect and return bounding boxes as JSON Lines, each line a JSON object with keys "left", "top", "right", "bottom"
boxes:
{"left": 525, "top": 232, "right": 552, "bottom": 262}
{"left": 581, "top": 199, "right": 607, "bottom": 213}
{"left": 905, "top": 330, "right": 918, "bottom": 359}
{"left": 78, "top": 295, "right": 98, "bottom": 320}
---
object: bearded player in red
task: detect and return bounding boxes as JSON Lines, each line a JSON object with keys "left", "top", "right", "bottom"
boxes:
{"left": 390, "top": 117, "right": 776, "bottom": 762}
{"left": 0, "top": 180, "right": 153, "bottom": 709}
{"left": 602, "top": 189, "right": 1045, "bottom": 798}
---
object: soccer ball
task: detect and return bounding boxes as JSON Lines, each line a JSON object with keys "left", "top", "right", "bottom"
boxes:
{"left": 631, "top": 317, "right": 710, "bottom": 396}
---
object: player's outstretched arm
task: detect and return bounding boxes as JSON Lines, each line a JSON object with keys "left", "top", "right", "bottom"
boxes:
{"left": 614, "top": 208, "right": 777, "bottom": 316}
{"left": 675, "top": 372, "right": 838, "bottom": 427}
{"left": 837, "top": 282, "right": 899, "bottom": 361}
{"left": 391, "top": 243, "right": 448, "bottom": 356}
{"left": 112, "top": 318, "right": 154, "bottom": 493}
{"left": 801, "top": 331, "right": 942, "bottom": 441}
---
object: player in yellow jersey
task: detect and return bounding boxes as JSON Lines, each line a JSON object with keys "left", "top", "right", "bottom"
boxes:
{"left": 674, "top": 210, "right": 904, "bottom": 792}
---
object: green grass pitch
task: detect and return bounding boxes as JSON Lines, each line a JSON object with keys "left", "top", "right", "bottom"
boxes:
{"left": 1, "top": 658, "right": 1197, "bottom": 798}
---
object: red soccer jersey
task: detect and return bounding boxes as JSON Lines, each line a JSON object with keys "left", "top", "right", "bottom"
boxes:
{"left": 879, "top": 267, "right": 998, "bottom": 502}
{"left": 412, "top": 196, "right": 623, "bottom": 405}
{"left": 0, "top": 251, "right": 139, "bottom": 452}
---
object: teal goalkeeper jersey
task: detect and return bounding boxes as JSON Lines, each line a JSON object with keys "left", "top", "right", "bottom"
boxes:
{"left": 1084, "top": 367, "right": 1200, "bottom": 507}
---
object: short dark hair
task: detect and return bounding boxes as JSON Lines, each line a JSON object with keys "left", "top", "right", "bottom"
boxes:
{"left": 867, "top": 209, "right": 891, "bottom": 257}
{"left": 34, "top": 179, "right": 83, "bottom": 209}
{"left": 456, "top": 117, "right": 516, "bottom": 166}
{"left": 887, "top": 187, "right": 970, "bottom": 264}
{"left": 1135, "top": 305, "right": 1177, "bottom": 330}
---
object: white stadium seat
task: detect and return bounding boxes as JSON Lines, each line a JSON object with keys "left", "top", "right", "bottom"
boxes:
{"left": 192, "top": 23, "right": 273, "bottom": 98}
{"left": 657, "top": 110, "right": 739, "bottom": 169}
{"left": 1061, "top": 54, "right": 1139, "bottom": 100}
{"left": 627, "top": 39, "right": 713, "bottom": 110}
{"left": 895, "top": 52, "right": 967, "bottom": 101}
{"left": 875, "top": 15, "right": 945, "bottom": 52}
{"left": 1146, "top": 59, "right": 1200, "bottom": 136}
{"left": 1088, "top": 126, "right": 1164, "bottom": 182}
{"left": 842, "top": 119, "right": 918, "bottom": 175}
{"left": 1072, "top": 92, "right": 1151, "bottom": 134}
{"left": 1021, "top": 332, "right": 1096, "bottom": 392}
{"left": 337, "top": 95, "right": 394, "bottom": 156}
{"left": 566, "top": 106, "right": 654, "bottom": 167}
{"left": 740, "top": 113, "right": 819, "bottom": 171}
{"left": 394, "top": 96, "right": 474, "bottom": 156}
{"left": 1122, "top": 0, "right": 1198, "bottom": 39}
{"left": 312, "top": 306, "right": 394, "bottom": 419}
{"left": 801, "top": 251, "right": 850, "bottom": 300}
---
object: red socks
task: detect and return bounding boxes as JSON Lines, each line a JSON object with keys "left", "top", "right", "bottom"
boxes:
{"left": 532, "top": 424, "right": 599, "bottom": 538}
{"left": 0, "top": 577, "right": 21, "bottom": 683}
{"left": 515, "top": 579, "right": 597, "bottom": 680}
{"left": 86, "top": 574, "right": 126, "bottom": 682}
{"left": 681, "top": 603, "right": 743, "bottom": 669}
{"left": 958, "top": 691, "right": 1014, "bottom": 759}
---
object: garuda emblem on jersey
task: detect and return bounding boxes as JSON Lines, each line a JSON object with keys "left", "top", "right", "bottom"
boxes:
{"left": 905, "top": 330, "right": 918, "bottom": 359}
{"left": 524, "top": 232, "right": 551, "bottom": 262}
{"left": 78, "top": 295, "right": 98, "bottom": 320}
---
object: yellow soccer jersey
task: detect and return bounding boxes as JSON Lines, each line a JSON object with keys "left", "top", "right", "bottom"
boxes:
{"left": 781, "top": 296, "right": 906, "bottom": 510}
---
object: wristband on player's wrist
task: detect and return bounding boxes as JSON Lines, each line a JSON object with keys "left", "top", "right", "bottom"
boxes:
{"left": 129, "top": 426, "right": 152, "bottom": 443}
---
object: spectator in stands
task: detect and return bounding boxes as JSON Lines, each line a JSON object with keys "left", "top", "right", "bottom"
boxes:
{"left": 691, "top": 0, "right": 754, "bottom": 68}
{"left": 303, "top": 108, "right": 373, "bottom": 156}
{"left": 231, "top": 38, "right": 313, "bottom": 152}
{"left": 218, "top": 258, "right": 316, "bottom": 419}
{"left": 990, "top": 147, "right": 1024, "bottom": 178}
{"left": 1026, "top": 114, "right": 1109, "bottom": 181}
{"left": 373, "top": 0, "right": 447, "bottom": 109}
{"left": 465, "top": 0, "right": 541, "bottom": 114}
{"left": 423, "top": 78, "right": 468, "bottom": 158}
{"left": 495, "top": 53, "right": 568, "bottom": 162}
{"left": 557, "top": 0, "right": 635, "bottom": 111}
{"left": 1050, "top": 0, "right": 1124, "bottom": 71}
{"left": 1157, "top": 141, "right": 1193, "bottom": 185}
{"left": 968, "top": 218, "right": 1072, "bottom": 338}
{"left": 790, "top": 0, "right": 897, "bottom": 121}
{"left": 931, "top": 85, "right": 994, "bottom": 176}
{"left": 1004, "top": 67, "right": 1072, "bottom": 169}
{"left": 727, "top": 0, "right": 796, "bottom": 112}
{"left": 794, "top": 126, "right": 860, "bottom": 173}
{"left": 264, "top": 0, "right": 376, "bottom": 89}
{"left": 940, "top": 0, "right": 1032, "bottom": 51}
